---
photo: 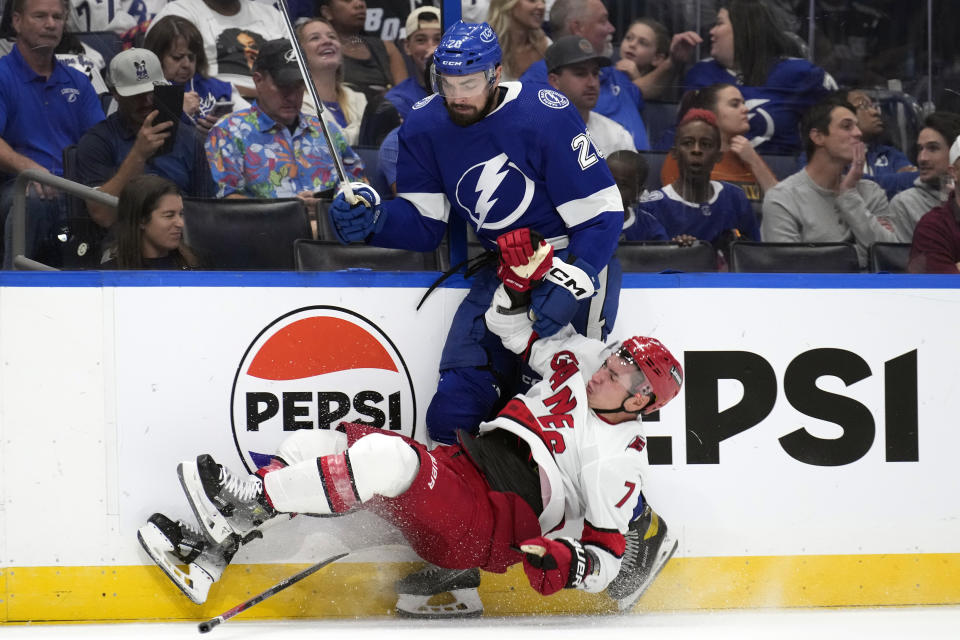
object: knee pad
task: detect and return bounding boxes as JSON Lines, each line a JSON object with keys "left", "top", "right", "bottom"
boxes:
{"left": 426, "top": 368, "right": 502, "bottom": 444}
{"left": 276, "top": 429, "right": 348, "bottom": 465}
{"left": 348, "top": 433, "right": 419, "bottom": 500}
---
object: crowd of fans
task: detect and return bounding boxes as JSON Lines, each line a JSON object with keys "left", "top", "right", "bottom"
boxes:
{"left": 0, "top": 0, "right": 957, "bottom": 273}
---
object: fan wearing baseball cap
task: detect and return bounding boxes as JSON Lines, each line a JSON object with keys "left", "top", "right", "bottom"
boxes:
{"left": 384, "top": 6, "right": 442, "bottom": 120}
{"left": 908, "top": 133, "right": 960, "bottom": 274}
{"left": 205, "top": 38, "right": 365, "bottom": 201}
{"left": 545, "top": 36, "right": 635, "bottom": 157}
{"left": 76, "top": 48, "right": 215, "bottom": 233}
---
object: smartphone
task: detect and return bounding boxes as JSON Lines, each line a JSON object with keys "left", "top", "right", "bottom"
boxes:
{"left": 152, "top": 84, "right": 184, "bottom": 156}
{"left": 211, "top": 101, "right": 234, "bottom": 117}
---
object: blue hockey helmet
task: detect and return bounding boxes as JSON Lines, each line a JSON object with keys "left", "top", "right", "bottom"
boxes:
{"left": 432, "top": 21, "right": 501, "bottom": 96}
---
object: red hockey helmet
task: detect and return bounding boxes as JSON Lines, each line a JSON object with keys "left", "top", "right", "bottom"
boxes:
{"left": 617, "top": 336, "right": 683, "bottom": 414}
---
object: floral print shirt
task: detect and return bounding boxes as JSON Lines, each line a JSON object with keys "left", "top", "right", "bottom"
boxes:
{"left": 205, "top": 103, "right": 364, "bottom": 198}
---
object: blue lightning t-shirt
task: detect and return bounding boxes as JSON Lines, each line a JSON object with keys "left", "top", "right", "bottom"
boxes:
{"left": 626, "top": 181, "right": 759, "bottom": 244}
{"left": 375, "top": 82, "right": 623, "bottom": 274}
{"left": 683, "top": 58, "right": 836, "bottom": 155}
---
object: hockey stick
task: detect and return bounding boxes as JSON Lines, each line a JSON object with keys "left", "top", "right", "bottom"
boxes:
{"left": 197, "top": 551, "right": 348, "bottom": 633}
{"left": 275, "top": 0, "right": 358, "bottom": 204}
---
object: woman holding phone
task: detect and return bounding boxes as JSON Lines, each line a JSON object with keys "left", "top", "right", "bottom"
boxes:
{"left": 145, "top": 15, "right": 249, "bottom": 134}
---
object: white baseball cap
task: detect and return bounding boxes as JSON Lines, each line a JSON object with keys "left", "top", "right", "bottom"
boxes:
{"left": 950, "top": 134, "right": 960, "bottom": 166}
{"left": 110, "top": 48, "right": 169, "bottom": 97}
{"left": 404, "top": 6, "right": 441, "bottom": 38}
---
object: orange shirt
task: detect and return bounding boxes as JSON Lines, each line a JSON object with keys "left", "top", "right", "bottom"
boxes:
{"left": 660, "top": 150, "right": 763, "bottom": 203}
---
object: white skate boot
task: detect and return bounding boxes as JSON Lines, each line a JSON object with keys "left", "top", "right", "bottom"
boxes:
{"left": 395, "top": 564, "right": 483, "bottom": 618}
{"left": 178, "top": 454, "right": 280, "bottom": 544}
{"left": 605, "top": 504, "right": 678, "bottom": 612}
{"left": 137, "top": 512, "right": 240, "bottom": 605}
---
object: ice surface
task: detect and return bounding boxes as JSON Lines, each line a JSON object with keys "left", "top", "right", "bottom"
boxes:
{"left": 2, "top": 606, "right": 960, "bottom": 639}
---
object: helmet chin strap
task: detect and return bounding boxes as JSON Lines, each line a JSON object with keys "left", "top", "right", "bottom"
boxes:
{"left": 593, "top": 398, "right": 642, "bottom": 415}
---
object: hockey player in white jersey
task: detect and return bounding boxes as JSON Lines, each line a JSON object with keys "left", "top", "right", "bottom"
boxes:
{"left": 138, "top": 233, "right": 681, "bottom": 614}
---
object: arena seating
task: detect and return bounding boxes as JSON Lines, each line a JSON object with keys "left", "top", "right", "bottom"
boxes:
{"left": 728, "top": 241, "right": 861, "bottom": 273}
{"left": 616, "top": 240, "right": 719, "bottom": 272}
{"left": 868, "top": 242, "right": 912, "bottom": 273}
{"left": 294, "top": 239, "right": 440, "bottom": 271}
{"left": 182, "top": 197, "right": 310, "bottom": 270}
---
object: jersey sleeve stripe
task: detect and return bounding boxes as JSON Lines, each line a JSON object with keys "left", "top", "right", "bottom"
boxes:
{"left": 397, "top": 192, "right": 451, "bottom": 223}
{"left": 555, "top": 184, "right": 624, "bottom": 227}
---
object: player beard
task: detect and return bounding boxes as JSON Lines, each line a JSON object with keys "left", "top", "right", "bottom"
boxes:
{"left": 444, "top": 89, "right": 498, "bottom": 127}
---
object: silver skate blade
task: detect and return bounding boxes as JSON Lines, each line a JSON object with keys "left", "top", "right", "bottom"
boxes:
{"left": 395, "top": 587, "right": 483, "bottom": 619}
{"left": 617, "top": 535, "right": 678, "bottom": 613}
{"left": 137, "top": 522, "right": 212, "bottom": 606}
{"left": 178, "top": 459, "right": 233, "bottom": 544}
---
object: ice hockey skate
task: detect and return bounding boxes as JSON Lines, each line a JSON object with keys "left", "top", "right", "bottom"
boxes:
{"left": 395, "top": 564, "right": 483, "bottom": 618}
{"left": 606, "top": 505, "right": 678, "bottom": 612}
{"left": 178, "top": 454, "right": 278, "bottom": 544}
{"left": 137, "top": 512, "right": 239, "bottom": 605}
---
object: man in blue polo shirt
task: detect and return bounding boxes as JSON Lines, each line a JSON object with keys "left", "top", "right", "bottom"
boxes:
{"left": 520, "top": 0, "right": 649, "bottom": 150}
{"left": 76, "top": 48, "right": 214, "bottom": 232}
{"left": 0, "top": 0, "right": 104, "bottom": 267}
{"left": 384, "top": 6, "right": 441, "bottom": 120}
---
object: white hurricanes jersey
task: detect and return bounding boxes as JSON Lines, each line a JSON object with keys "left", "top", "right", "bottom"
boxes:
{"left": 479, "top": 327, "right": 647, "bottom": 591}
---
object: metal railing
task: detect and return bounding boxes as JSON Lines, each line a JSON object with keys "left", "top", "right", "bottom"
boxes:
{"left": 10, "top": 168, "right": 117, "bottom": 270}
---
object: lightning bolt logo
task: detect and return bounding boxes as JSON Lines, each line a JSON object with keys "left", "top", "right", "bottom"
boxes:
{"left": 474, "top": 153, "right": 510, "bottom": 230}
{"left": 745, "top": 98, "right": 775, "bottom": 147}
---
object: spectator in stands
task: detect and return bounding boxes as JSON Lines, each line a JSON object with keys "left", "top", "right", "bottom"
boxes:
{"left": 104, "top": 174, "right": 199, "bottom": 269}
{"left": 0, "top": 0, "right": 104, "bottom": 268}
{"left": 384, "top": 6, "right": 440, "bottom": 120}
{"left": 841, "top": 88, "right": 917, "bottom": 200}
{"left": 296, "top": 17, "right": 367, "bottom": 146}
{"left": 662, "top": 83, "right": 778, "bottom": 206}
{"left": 488, "top": 0, "right": 548, "bottom": 81}
{"left": 296, "top": 16, "right": 400, "bottom": 148}
{"left": 520, "top": 0, "right": 650, "bottom": 150}
{"left": 683, "top": 0, "right": 836, "bottom": 154}
{"left": 606, "top": 149, "right": 648, "bottom": 231}
{"left": 908, "top": 135, "right": 960, "bottom": 274}
{"left": 545, "top": 36, "right": 634, "bottom": 156}
{"left": 205, "top": 38, "right": 364, "bottom": 200}
{"left": 888, "top": 112, "right": 960, "bottom": 243}
{"left": 145, "top": 15, "right": 250, "bottom": 134}
{"left": 626, "top": 109, "right": 757, "bottom": 248}
{"left": 76, "top": 48, "right": 215, "bottom": 231}
{"left": 147, "top": 0, "right": 288, "bottom": 98}
{"left": 318, "top": 0, "right": 406, "bottom": 95}
{"left": 763, "top": 95, "right": 896, "bottom": 268}
{"left": 615, "top": 17, "right": 700, "bottom": 102}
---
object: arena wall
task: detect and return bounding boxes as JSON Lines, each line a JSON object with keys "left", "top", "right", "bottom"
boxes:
{"left": 1, "top": 271, "right": 959, "bottom": 622}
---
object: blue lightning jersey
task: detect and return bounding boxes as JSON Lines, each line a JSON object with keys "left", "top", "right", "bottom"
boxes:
{"left": 684, "top": 58, "right": 837, "bottom": 155}
{"left": 627, "top": 181, "right": 759, "bottom": 244}
{"left": 375, "top": 82, "right": 623, "bottom": 274}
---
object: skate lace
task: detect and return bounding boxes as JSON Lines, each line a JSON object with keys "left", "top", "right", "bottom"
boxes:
{"left": 622, "top": 531, "right": 641, "bottom": 567}
{"left": 220, "top": 467, "right": 261, "bottom": 503}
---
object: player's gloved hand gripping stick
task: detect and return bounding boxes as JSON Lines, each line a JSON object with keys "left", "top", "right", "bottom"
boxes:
{"left": 518, "top": 537, "right": 597, "bottom": 596}
{"left": 329, "top": 182, "right": 384, "bottom": 244}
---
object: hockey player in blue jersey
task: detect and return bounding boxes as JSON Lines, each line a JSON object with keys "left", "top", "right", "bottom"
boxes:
{"left": 329, "top": 20, "right": 623, "bottom": 447}
{"left": 683, "top": 0, "right": 836, "bottom": 155}
{"left": 627, "top": 109, "right": 759, "bottom": 247}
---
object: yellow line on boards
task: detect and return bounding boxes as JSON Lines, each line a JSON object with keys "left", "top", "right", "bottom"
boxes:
{"left": 3, "top": 554, "right": 960, "bottom": 623}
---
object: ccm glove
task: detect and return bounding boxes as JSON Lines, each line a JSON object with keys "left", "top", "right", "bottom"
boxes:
{"left": 520, "top": 536, "right": 596, "bottom": 596}
{"left": 529, "top": 257, "right": 598, "bottom": 337}
{"left": 328, "top": 182, "right": 384, "bottom": 244}
{"left": 496, "top": 228, "right": 554, "bottom": 292}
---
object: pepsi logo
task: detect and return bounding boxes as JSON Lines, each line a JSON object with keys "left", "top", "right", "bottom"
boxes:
{"left": 230, "top": 306, "right": 416, "bottom": 473}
